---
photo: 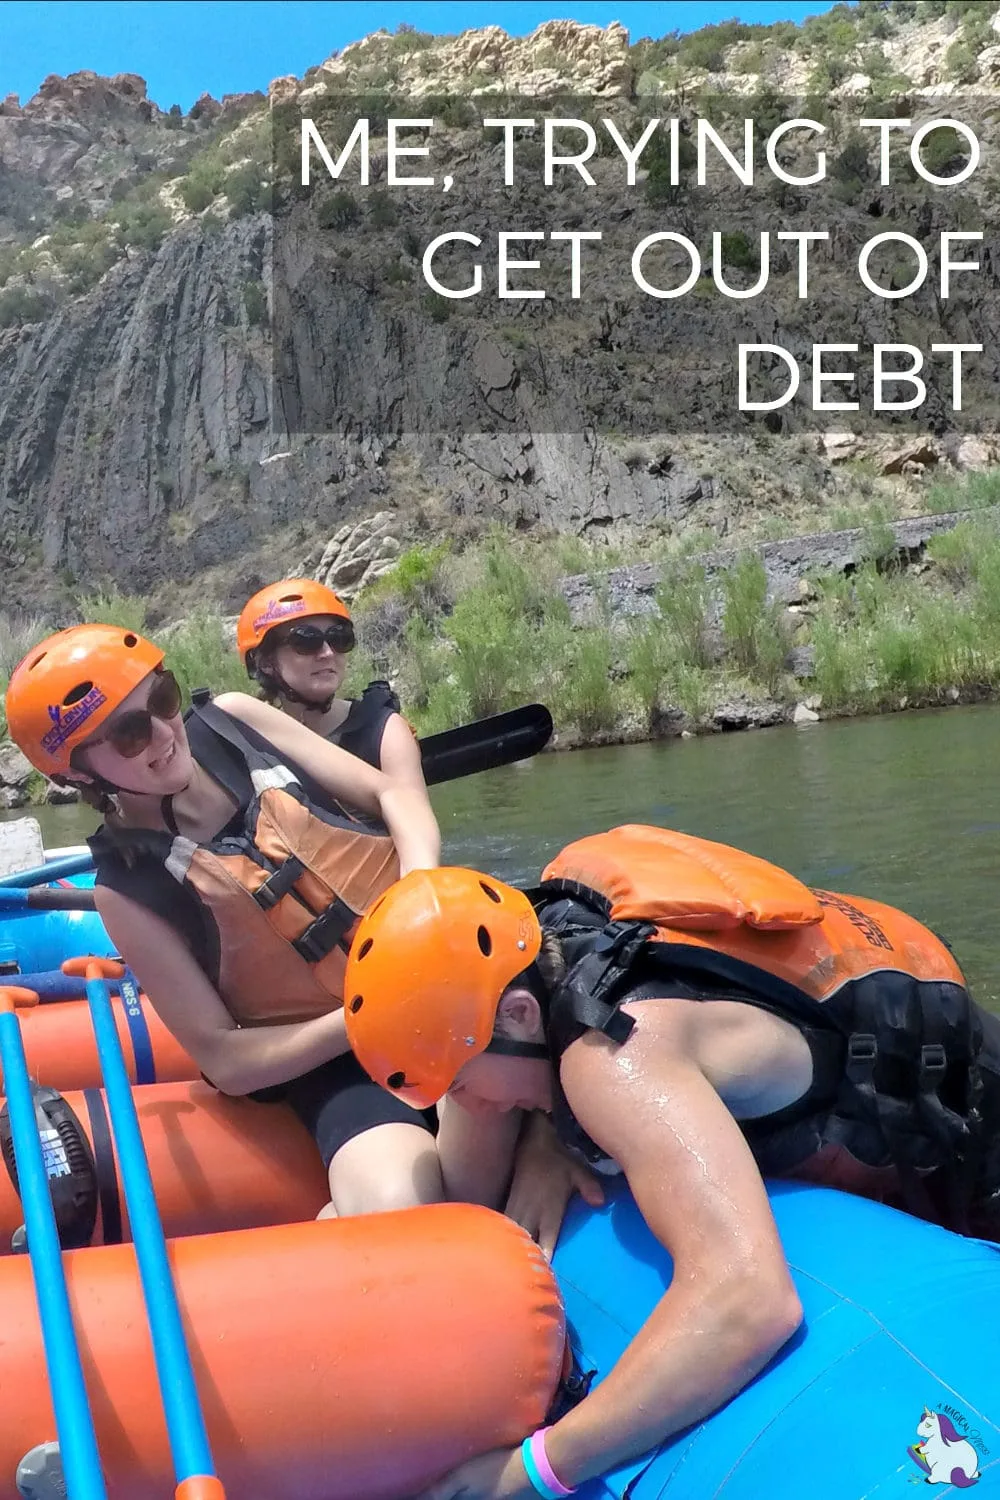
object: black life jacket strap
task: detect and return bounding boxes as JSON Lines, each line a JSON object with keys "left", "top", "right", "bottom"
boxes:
{"left": 189, "top": 698, "right": 281, "bottom": 784}
{"left": 548, "top": 920, "right": 655, "bottom": 1053}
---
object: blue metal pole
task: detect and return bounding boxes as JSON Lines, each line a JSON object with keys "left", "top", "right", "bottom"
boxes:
{"left": 0, "top": 988, "right": 107, "bottom": 1500}
{"left": 0, "top": 853, "right": 95, "bottom": 889}
{"left": 78, "top": 962, "right": 219, "bottom": 1488}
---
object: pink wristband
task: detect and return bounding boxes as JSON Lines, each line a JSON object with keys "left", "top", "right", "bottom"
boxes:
{"left": 528, "top": 1428, "right": 576, "bottom": 1497}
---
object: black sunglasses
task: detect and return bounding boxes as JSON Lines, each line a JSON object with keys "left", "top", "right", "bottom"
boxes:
{"left": 278, "top": 621, "right": 356, "bottom": 656}
{"left": 85, "top": 670, "right": 183, "bottom": 759}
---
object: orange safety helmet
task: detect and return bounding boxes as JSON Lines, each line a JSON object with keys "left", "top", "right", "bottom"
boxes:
{"left": 236, "top": 579, "right": 351, "bottom": 665}
{"left": 344, "top": 868, "right": 543, "bottom": 1110}
{"left": 6, "top": 625, "right": 165, "bottom": 778}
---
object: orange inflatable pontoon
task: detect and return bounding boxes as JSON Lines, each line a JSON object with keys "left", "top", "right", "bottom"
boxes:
{"left": 13, "top": 989, "right": 196, "bottom": 1091}
{"left": 0, "top": 1081, "right": 328, "bottom": 1251}
{"left": 2, "top": 1205, "right": 565, "bottom": 1500}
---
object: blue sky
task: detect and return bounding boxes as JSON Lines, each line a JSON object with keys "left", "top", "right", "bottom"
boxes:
{"left": 3, "top": 1, "right": 840, "bottom": 112}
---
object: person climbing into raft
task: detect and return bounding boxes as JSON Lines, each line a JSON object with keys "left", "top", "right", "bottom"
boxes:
{"left": 4, "top": 623, "right": 449, "bottom": 1219}
{"left": 234, "top": 576, "right": 601, "bottom": 1243}
{"left": 343, "top": 823, "right": 1000, "bottom": 1500}
{"left": 237, "top": 577, "right": 428, "bottom": 788}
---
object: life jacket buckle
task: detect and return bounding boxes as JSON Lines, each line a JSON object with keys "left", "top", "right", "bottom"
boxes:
{"left": 920, "top": 1043, "right": 948, "bottom": 1077}
{"left": 846, "top": 1032, "right": 877, "bottom": 1081}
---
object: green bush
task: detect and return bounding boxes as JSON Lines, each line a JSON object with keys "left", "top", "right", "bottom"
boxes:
{"left": 179, "top": 176, "right": 217, "bottom": 213}
{"left": 676, "top": 21, "right": 753, "bottom": 72}
{"left": 926, "top": 469, "right": 1000, "bottom": 515}
{"left": 656, "top": 558, "right": 712, "bottom": 669}
{"left": 242, "top": 279, "right": 268, "bottom": 327}
{"left": 114, "top": 201, "right": 172, "bottom": 252}
{"left": 556, "top": 628, "right": 619, "bottom": 735}
{"left": 0, "top": 285, "right": 54, "bottom": 328}
{"left": 367, "top": 190, "right": 397, "bottom": 228}
{"left": 719, "top": 553, "right": 787, "bottom": 690}
{"left": 165, "top": 611, "right": 248, "bottom": 703}
{"left": 718, "top": 231, "right": 757, "bottom": 270}
{"left": 317, "top": 191, "right": 361, "bottom": 230}
{"left": 226, "top": 164, "right": 271, "bottom": 217}
{"left": 74, "top": 588, "right": 148, "bottom": 633}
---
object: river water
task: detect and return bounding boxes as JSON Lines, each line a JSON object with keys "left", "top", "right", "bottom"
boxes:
{"left": 10, "top": 703, "right": 1000, "bottom": 1008}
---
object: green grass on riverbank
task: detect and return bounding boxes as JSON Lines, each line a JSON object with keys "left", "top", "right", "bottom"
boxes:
{"left": 4, "top": 472, "right": 1000, "bottom": 755}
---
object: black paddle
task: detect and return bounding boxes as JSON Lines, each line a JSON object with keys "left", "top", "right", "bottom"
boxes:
{"left": 419, "top": 703, "right": 553, "bottom": 786}
{"left": 2, "top": 703, "right": 555, "bottom": 912}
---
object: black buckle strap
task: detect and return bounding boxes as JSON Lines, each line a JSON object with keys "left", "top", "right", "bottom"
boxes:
{"left": 253, "top": 856, "right": 308, "bottom": 912}
{"left": 846, "top": 1032, "right": 877, "bottom": 1081}
{"left": 919, "top": 1043, "right": 947, "bottom": 1079}
{"left": 292, "top": 896, "right": 357, "bottom": 963}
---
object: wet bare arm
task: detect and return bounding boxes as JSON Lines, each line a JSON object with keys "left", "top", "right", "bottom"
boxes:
{"left": 214, "top": 691, "right": 441, "bottom": 874}
{"left": 96, "top": 887, "right": 351, "bottom": 1094}
{"left": 538, "top": 1008, "right": 803, "bottom": 1487}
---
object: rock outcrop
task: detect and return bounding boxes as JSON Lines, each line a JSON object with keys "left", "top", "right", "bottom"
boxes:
{"left": 1, "top": 9, "right": 999, "bottom": 618}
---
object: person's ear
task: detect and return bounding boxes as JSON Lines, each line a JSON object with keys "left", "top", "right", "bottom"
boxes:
{"left": 497, "top": 987, "right": 543, "bottom": 1039}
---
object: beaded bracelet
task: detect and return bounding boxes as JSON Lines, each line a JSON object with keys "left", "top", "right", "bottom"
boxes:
{"left": 520, "top": 1428, "right": 577, "bottom": 1498}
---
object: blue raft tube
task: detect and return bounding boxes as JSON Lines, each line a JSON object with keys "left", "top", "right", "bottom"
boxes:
{"left": 0, "top": 851, "right": 115, "bottom": 978}
{"left": 557, "top": 1178, "right": 1000, "bottom": 1497}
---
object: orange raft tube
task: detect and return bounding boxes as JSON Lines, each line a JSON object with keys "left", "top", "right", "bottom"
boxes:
{"left": 14, "top": 989, "right": 196, "bottom": 1091}
{"left": 2, "top": 1205, "right": 565, "bottom": 1500}
{"left": 0, "top": 1081, "right": 329, "bottom": 1252}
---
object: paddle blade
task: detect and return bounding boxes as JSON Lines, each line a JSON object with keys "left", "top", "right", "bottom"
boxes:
{"left": 419, "top": 704, "right": 553, "bottom": 786}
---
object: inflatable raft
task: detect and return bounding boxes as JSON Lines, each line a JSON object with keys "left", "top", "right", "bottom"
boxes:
{"left": 1, "top": 1182, "right": 997, "bottom": 1498}
{"left": 0, "top": 869, "right": 114, "bottom": 978}
{"left": 0, "top": 1081, "right": 328, "bottom": 1251}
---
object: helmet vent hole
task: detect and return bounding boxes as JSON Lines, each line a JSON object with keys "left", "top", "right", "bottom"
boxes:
{"left": 480, "top": 882, "right": 502, "bottom": 904}
{"left": 356, "top": 938, "right": 373, "bottom": 961}
{"left": 387, "top": 1071, "right": 406, "bottom": 1089}
{"left": 349, "top": 995, "right": 363, "bottom": 1013}
{"left": 477, "top": 925, "right": 492, "bottom": 957}
{"left": 27, "top": 651, "right": 47, "bottom": 671}
{"left": 123, "top": 633, "right": 138, "bottom": 648}
{"left": 279, "top": 594, "right": 304, "bottom": 604}
{"left": 62, "top": 681, "right": 93, "bottom": 707}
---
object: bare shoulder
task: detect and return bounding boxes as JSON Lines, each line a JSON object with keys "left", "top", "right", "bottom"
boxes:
{"left": 213, "top": 690, "right": 272, "bottom": 725}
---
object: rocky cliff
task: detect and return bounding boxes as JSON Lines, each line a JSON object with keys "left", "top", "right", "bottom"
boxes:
{"left": 1, "top": 3, "right": 998, "bottom": 620}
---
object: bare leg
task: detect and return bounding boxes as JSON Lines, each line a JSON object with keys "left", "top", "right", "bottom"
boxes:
{"left": 327, "top": 1122, "right": 444, "bottom": 1217}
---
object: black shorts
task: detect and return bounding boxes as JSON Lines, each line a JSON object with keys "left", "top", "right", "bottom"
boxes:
{"left": 250, "top": 1052, "right": 437, "bottom": 1169}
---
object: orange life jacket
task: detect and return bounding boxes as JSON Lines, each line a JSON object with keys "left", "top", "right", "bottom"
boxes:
{"left": 531, "top": 825, "right": 987, "bottom": 1229}
{"left": 101, "top": 698, "right": 399, "bottom": 1026}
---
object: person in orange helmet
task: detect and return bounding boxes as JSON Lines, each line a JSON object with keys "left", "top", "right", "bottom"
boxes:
{"left": 233, "top": 579, "right": 598, "bottom": 1238}
{"left": 5, "top": 624, "right": 446, "bottom": 1219}
{"left": 343, "top": 833, "right": 1000, "bottom": 1500}
{"left": 237, "top": 578, "right": 428, "bottom": 793}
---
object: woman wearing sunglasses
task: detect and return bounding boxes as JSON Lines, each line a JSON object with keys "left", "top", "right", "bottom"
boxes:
{"left": 237, "top": 580, "right": 428, "bottom": 800}
{"left": 5, "top": 624, "right": 446, "bottom": 1220}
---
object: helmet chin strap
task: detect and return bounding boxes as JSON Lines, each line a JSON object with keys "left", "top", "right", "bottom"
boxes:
{"left": 254, "top": 664, "right": 335, "bottom": 716}
{"left": 484, "top": 1037, "right": 551, "bottom": 1060}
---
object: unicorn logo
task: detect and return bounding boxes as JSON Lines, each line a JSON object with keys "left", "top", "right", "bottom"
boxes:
{"left": 908, "top": 1407, "right": 980, "bottom": 1486}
